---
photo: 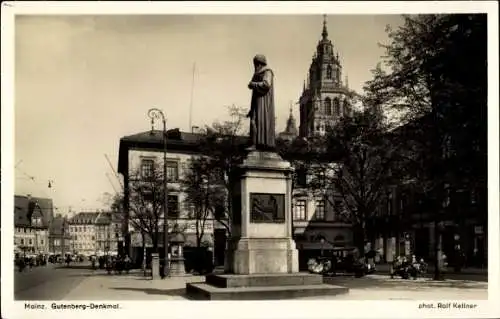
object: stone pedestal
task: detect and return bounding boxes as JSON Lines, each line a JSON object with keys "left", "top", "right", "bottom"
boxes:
{"left": 151, "top": 253, "right": 160, "bottom": 279}
{"left": 186, "top": 150, "right": 348, "bottom": 300}
{"left": 225, "top": 151, "right": 298, "bottom": 275}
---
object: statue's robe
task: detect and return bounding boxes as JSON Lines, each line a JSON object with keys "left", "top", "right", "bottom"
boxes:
{"left": 249, "top": 67, "right": 276, "bottom": 150}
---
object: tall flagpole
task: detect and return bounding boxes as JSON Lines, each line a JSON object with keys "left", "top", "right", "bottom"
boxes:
{"left": 189, "top": 63, "right": 196, "bottom": 132}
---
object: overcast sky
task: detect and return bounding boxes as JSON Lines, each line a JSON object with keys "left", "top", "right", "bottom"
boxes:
{"left": 14, "top": 14, "right": 403, "bottom": 214}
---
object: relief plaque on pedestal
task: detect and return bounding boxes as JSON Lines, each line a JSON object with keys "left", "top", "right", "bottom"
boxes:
{"left": 250, "top": 193, "right": 285, "bottom": 223}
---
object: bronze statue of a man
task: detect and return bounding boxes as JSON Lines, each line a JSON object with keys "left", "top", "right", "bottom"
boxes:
{"left": 247, "top": 54, "right": 276, "bottom": 150}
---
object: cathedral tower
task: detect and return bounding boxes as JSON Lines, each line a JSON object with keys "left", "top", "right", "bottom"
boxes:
{"left": 298, "top": 15, "right": 353, "bottom": 138}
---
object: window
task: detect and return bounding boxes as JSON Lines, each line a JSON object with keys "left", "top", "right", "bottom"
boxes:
{"left": 29, "top": 239, "right": 33, "bottom": 245}
{"left": 313, "top": 200, "right": 326, "bottom": 220}
{"left": 167, "top": 161, "right": 179, "bottom": 182}
{"left": 333, "top": 98, "right": 340, "bottom": 115}
{"left": 91, "top": 236, "right": 95, "bottom": 241}
{"left": 40, "top": 239, "right": 44, "bottom": 245}
{"left": 141, "top": 158, "right": 155, "bottom": 178}
{"left": 324, "top": 98, "right": 332, "bottom": 115}
{"left": 326, "top": 65, "right": 332, "bottom": 79}
{"left": 167, "top": 195, "right": 180, "bottom": 218}
{"left": 24, "top": 228, "right": 26, "bottom": 233}
{"left": 293, "top": 200, "right": 307, "bottom": 220}
{"left": 20, "top": 239, "right": 24, "bottom": 245}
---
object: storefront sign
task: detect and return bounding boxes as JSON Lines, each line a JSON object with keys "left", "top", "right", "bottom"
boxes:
{"left": 169, "top": 220, "right": 214, "bottom": 234}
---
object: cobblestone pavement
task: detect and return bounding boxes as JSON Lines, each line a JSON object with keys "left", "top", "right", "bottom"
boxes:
{"left": 63, "top": 271, "right": 487, "bottom": 301}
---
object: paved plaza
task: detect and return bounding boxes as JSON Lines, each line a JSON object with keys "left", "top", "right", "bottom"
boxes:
{"left": 64, "top": 271, "right": 487, "bottom": 301}
{"left": 13, "top": 262, "right": 487, "bottom": 301}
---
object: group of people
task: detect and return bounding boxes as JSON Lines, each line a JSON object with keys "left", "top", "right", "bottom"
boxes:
{"left": 90, "top": 254, "right": 132, "bottom": 274}
{"left": 390, "top": 255, "right": 429, "bottom": 279}
{"left": 15, "top": 253, "right": 48, "bottom": 272}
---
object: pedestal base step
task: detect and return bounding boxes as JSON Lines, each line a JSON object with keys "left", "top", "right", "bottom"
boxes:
{"left": 206, "top": 273, "right": 323, "bottom": 288}
{"left": 186, "top": 282, "right": 348, "bottom": 300}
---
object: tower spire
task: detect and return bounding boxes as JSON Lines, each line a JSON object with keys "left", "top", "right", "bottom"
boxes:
{"left": 322, "top": 14, "right": 328, "bottom": 40}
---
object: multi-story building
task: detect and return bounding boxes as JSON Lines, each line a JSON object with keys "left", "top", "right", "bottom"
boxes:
{"left": 14, "top": 195, "right": 51, "bottom": 255}
{"left": 371, "top": 115, "right": 487, "bottom": 266}
{"left": 118, "top": 129, "right": 218, "bottom": 265}
{"left": 94, "top": 211, "right": 121, "bottom": 256}
{"left": 49, "top": 214, "right": 71, "bottom": 255}
{"left": 68, "top": 212, "right": 99, "bottom": 256}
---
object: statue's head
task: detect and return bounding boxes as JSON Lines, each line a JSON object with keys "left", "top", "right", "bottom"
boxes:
{"left": 253, "top": 54, "right": 267, "bottom": 67}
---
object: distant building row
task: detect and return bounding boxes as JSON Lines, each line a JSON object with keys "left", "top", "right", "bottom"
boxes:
{"left": 14, "top": 194, "right": 121, "bottom": 257}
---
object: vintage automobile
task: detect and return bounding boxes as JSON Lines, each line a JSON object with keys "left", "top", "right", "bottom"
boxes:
{"left": 308, "top": 247, "right": 375, "bottom": 277}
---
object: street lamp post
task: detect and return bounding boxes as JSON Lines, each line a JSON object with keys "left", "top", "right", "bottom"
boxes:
{"left": 148, "top": 108, "right": 169, "bottom": 277}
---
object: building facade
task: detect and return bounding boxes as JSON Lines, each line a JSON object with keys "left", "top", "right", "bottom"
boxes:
{"left": 68, "top": 212, "right": 98, "bottom": 256}
{"left": 370, "top": 116, "right": 487, "bottom": 266}
{"left": 49, "top": 214, "right": 71, "bottom": 255}
{"left": 94, "top": 211, "right": 121, "bottom": 256}
{"left": 14, "top": 195, "right": 51, "bottom": 255}
{"left": 118, "top": 129, "right": 217, "bottom": 264}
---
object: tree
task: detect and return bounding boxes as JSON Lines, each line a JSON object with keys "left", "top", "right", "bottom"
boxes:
{"left": 182, "top": 155, "right": 226, "bottom": 247}
{"left": 364, "top": 14, "right": 487, "bottom": 279}
{"left": 324, "top": 108, "right": 396, "bottom": 257}
{"left": 195, "top": 105, "right": 249, "bottom": 235}
{"left": 117, "top": 164, "right": 169, "bottom": 253}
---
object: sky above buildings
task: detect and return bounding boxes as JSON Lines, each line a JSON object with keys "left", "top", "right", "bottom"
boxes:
{"left": 13, "top": 13, "right": 404, "bottom": 213}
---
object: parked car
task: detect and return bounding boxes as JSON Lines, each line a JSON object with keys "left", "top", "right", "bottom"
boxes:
{"left": 308, "top": 247, "right": 375, "bottom": 278}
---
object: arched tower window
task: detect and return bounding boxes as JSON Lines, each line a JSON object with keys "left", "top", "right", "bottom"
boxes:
{"left": 335, "top": 68, "right": 341, "bottom": 84}
{"left": 326, "top": 65, "right": 333, "bottom": 79}
{"left": 333, "top": 98, "right": 340, "bottom": 115}
{"left": 324, "top": 98, "right": 332, "bottom": 115}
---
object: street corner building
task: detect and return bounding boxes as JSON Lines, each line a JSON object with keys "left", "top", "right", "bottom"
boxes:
{"left": 117, "top": 129, "right": 225, "bottom": 268}
{"left": 14, "top": 195, "right": 53, "bottom": 257}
